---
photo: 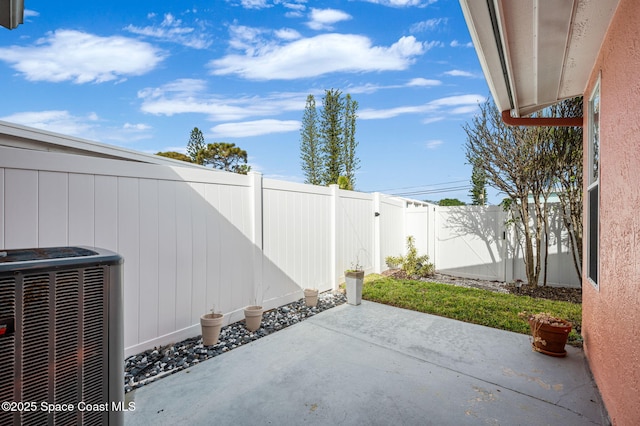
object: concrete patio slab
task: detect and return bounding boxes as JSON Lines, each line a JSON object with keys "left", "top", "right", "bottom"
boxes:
{"left": 125, "top": 301, "right": 608, "bottom": 425}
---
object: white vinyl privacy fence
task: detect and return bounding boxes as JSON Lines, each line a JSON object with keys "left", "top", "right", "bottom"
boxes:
{"left": 409, "top": 205, "right": 580, "bottom": 288}
{"left": 0, "top": 142, "right": 417, "bottom": 355}
{"left": 0, "top": 128, "right": 579, "bottom": 356}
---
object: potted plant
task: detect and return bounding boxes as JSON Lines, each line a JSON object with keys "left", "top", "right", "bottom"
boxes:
{"left": 303, "top": 287, "right": 319, "bottom": 307}
{"left": 345, "top": 260, "right": 364, "bottom": 306}
{"left": 200, "top": 306, "right": 224, "bottom": 346}
{"left": 521, "top": 312, "right": 572, "bottom": 357}
{"left": 244, "top": 305, "right": 263, "bottom": 332}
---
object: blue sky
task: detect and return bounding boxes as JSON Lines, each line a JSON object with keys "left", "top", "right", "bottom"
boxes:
{"left": 0, "top": 0, "right": 498, "bottom": 203}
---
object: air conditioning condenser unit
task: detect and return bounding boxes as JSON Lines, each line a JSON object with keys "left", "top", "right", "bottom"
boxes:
{"left": 0, "top": 246, "right": 124, "bottom": 425}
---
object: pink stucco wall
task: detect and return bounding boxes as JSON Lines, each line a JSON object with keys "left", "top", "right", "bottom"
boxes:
{"left": 582, "top": 0, "right": 640, "bottom": 424}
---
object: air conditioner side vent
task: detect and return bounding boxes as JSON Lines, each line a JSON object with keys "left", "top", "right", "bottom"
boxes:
{"left": 0, "top": 247, "right": 123, "bottom": 426}
{"left": 0, "top": 276, "right": 16, "bottom": 426}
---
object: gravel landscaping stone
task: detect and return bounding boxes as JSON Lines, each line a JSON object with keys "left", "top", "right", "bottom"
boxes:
{"left": 124, "top": 291, "right": 346, "bottom": 393}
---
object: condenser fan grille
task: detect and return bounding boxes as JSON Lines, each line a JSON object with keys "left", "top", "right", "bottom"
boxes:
{"left": 0, "top": 246, "right": 123, "bottom": 426}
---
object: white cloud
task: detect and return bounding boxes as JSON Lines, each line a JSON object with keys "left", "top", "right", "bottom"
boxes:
{"left": 345, "top": 78, "right": 441, "bottom": 94}
{"left": 24, "top": 9, "right": 39, "bottom": 18}
{"left": 359, "top": 94, "right": 484, "bottom": 120}
{"left": 138, "top": 78, "right": 208, "bottom": 99}
{"left": 450, "top": 40, "right": 473, "bottom": 48}
{"left": 0, "top": 30, "right": 165, "bottom": 83}
{"left": 422, "top": 116, "right": 445, "bottom": 124}
{"left": 450, "top": 105, "right": 479, "bottom": 115}
{"left": 209, "top": 34, "right": 426, "bottom": 80}
{"left": 425, "top": 139, "right": 443, "bottom": 149}
{"left": 0, "top": 110, "right": 97, "bottom": 136}
{"left": 239, "top": 0, "right": 271, "bottom": 9}
{"left": 275, "top": 28, "right": 302, "bottom": 40}
{"left": 410, "top": 18, "right": 447, "bottom": 33}
{"left": 138, "top": 79, "right": 306, "bottom": 121}
{"left": 106, "top": 124, "right": 154, "bottom": 142}
{"left": 407, "top": 78, "right": 442, "bottom": 87}
{"left": 123, "top": 122, "right": 152, "bottom": 131}
{"left": 228, "top": 25, "right": 268, "bottom": 54}
{"left": 211, "top": 119, "right": 300, "bottom": 137}
{"left": 444, "top": 69, "right": 475, "bottom": 78}
{"left": 346, "top": 83, "right": 383, "bottom": 94}
{"left": 0, "top": 110, "right": 154, "bottom": 143}
{"left": 283, "top": 2, "right": 306, "bottom": 17}
{"left": 359, "top": 105, "right": 429, "bottom": 120}
{"left": 423, "top": 40, "right": 444, "bottom": 50}
{"left": 124, "top": 13, "right": 212, "bottom": 49}
{"left": 361, "top": 0, "right": 437, "bottom": 7}
{"left": 307, "top": 8, "right": 352, "bottom": 30}
{"left": 429, "top": 94, "right": 484, "bottom": 106}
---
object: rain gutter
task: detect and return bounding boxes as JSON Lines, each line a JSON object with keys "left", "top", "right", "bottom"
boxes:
{"left": 486, "top": 1, "right": 584, "bottom": 127}
{"left": 501, "top": 110, "right": 584, "bottom": 127}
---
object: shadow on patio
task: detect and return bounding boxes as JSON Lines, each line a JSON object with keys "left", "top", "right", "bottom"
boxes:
{"left": 125, "top": 301, "right": 607, "bottom": 425}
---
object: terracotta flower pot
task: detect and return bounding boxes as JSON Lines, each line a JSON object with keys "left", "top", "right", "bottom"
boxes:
{"left": 244, "top": 305, "right": 263, "bottom": 332}
{"left": 304, "top": 288, "right": 319, "bottom": 307}
{"left": 345, "top": 270, "right": 364, "bottom": 306}
{"left": 528, "top": 318, "right": 572, "bottom": 357}
{"left": 200, "top": 313, "right": 224, "bottom": 346}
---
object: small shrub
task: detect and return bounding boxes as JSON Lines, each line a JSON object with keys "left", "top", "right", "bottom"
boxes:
{"left": 385, "top": 255, "right": 402, "bottom": 269}
{"left": 385, "top": 236, "right": 435, "bottom": 278}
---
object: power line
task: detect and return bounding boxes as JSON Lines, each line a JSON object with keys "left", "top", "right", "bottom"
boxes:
{"left": 369, "top": 179, "right": 469, "bottom": 193}
{"left": 392, "top": 185, "right": 472, "bottom": 197}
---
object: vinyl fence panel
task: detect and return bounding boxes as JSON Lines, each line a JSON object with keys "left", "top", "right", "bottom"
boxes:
{"left": 263, "top": 180, "right": 333, "bottom": 302}
{"left": 435, "top": 206, "right": 506, "bottom": 281}
{"left": 68, "top": 173, "right": 95, "bottom": 247}
{"left": 510, "top": 204, "right": 581, "bottom": 287}
{"left": 428, "top": 205, "right": 580, "bottom": 287}
{"left": 377, "top": 195, "right": 406, "bottom": 270}
{"left": 404, "top": 204, "right": 432, "bottom": 265}
{"left": 336, "top": 189, "right": 375, "bottom": 277}
{"left": 0, "top": 125, "right": 581, "bottom": 357}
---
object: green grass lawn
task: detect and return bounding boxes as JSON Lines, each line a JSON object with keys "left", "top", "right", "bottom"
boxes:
{"left": 363, "top": 274, "right": 582, "bottom": 346}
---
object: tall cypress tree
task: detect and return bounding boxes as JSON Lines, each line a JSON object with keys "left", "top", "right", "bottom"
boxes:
{"left": 342, "top": 94, "right": 359, "bottom": 189}
{"left": 300, "top": 95, "right": 323, "bottom": 185}
{"left": 299, "top": 89, "right": 361, "bottom": 188}
{"left": 320, "top": 89, "right": 344, "bottom": 185}
{"left": 469, "top": 159, "right": 487, "bottom": 205}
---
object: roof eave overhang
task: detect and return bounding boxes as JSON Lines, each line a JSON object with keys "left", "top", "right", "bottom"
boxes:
{"left": 0, "top": 120, "right": 211, "bottom": 169}
{"left": 0, "top": 0, "right": 24, "bottom": 30}
{"left": 459, "top": 0, "right": 620, "bottom": 120}
{"left": 459, "top": 0, "right": 516, "bottom": 115}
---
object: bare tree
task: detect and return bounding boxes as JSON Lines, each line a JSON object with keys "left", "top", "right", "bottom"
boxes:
{"left": 464, "top": 99, "right": 551, "bottom": 286}
{"left": 465, "top": 98, "right": 584, "bottom": 286}
{"left": 548, "top": 97, "right": 584, "bottom": 282}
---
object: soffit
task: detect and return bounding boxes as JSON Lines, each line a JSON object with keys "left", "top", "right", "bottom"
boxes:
{"left": 460, "top": 0, "right": 620, "bottom": 117}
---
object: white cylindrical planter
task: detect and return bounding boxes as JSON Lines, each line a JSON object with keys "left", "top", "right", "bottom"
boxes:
{"left": 345, "top": 270, "right": 364, "bottom": 305}
{"left": 244, "top": 305, "right": 263, "bottom": 331}
{"left": 200, "top": 313, "right": 224, "bottom": 346}
{"left": 304, "top": 288, "right": 319, "bottom": 307}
